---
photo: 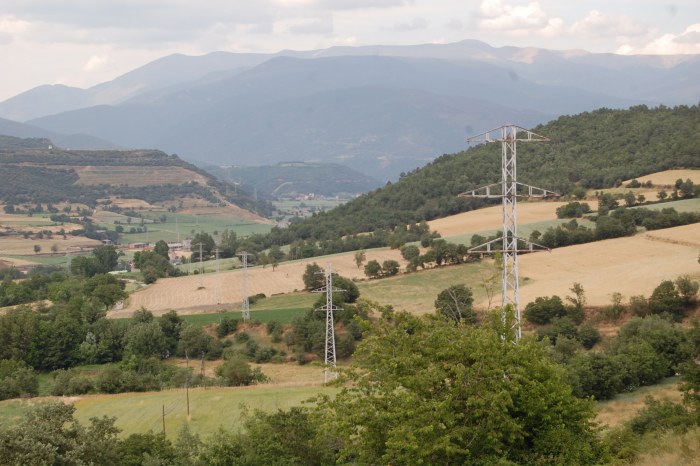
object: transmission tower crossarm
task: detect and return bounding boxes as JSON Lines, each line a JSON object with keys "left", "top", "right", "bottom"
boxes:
{"left": 467, "top": 125, "right": 550, "bottom": 144}
{"left": 467, "top": 236, "right": 551, "bottom": 254}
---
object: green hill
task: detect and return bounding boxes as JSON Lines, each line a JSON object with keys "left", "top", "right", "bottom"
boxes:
{"left": 262, "top": 105, "right": 699, "bottom": 243}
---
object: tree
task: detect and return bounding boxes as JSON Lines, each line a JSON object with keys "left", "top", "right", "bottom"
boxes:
{"left": 33, "top": 244, "right": 41, "bottom": 254}
{"left": 649, "top": 280, "right": 683, "bottom": 319}
{"left": 191, "top": 232, "right": 215, "bottom": 258}
{"left": 381, "top": 259, "right": 400, "bottom": 276}
{"left": 302, "top": 263, "right": 324, "bottom": 291}
{"left": 317, "top": 312, "right": 603, "bottom": 465}
{"left": 400, "top": 244, "right": 420, "bottom": 261}
{"left": 0, "top": 402, "right": 121, "bottom": 466}
{"left": 434, "top": 284, "right": 476, "bottom": 324}
{"left": 354, "top": 250, "right": 366, "bottom": 269}
{"left": 524, "top": 295, "right": 566, "bottom": 325}
{"left": 92, "top": 245, "right": 118, "bottom": 274}
{"left": 123, "top": 321, "right": 168, "bottom": 359}
{"left": 364, "top": 260, "right": 382, "bottom": 279}
{"left": 216, "top": 353, "right": 267, "bottom": 386}
{"left": 624, "top": 190, "right": 636, "bottom": 207}
{"left": 50, "top": 243, "right": 59, "bottom": 254}
{"left": 154, "top": 239, "right": 169, "bottom": 259}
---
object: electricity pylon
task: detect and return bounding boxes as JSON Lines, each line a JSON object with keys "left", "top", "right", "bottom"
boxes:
{"left": 460, "top": 125, "right": 558, "bottom": 340}
{"left": 313, "top": 263, "right": 343, "bottom": 383}
{"left": 238, "top": 251, "right": 251, "bottom": 321}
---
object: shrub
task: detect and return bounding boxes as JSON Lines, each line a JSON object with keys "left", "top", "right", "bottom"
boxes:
{"left": 629, "top": 397, "right": 691, "bottom": 435}
{"left": 649, "top": 280, "right": 683, "bottom": 320}
{"left": 524, "top": 296, "right": 566, "bottom": 325}
{"left": 216, "top": 354, "right": 267, "bottom": 386}
{"left": 578, "top": 322, "right": 602, "bottom": 349}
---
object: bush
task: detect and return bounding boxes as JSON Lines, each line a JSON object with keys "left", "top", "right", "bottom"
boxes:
{"left": 567, "top": 352, "right": 624, "bottom": 400}
{"left": 629, "top": 397, "right": 691, "bottom": 435}
{"left": 51, "top": 369, "right": 94, "bottom": 396}
{"left": 0, "top": 360, "right": 38, "bottom": 400}
{"left": 216, "top": 354, "right": 268, "bottom": 386}
{"left": 524, "top": 296, "right": 566, "bottom": 325}
{"left": 217, "top": 317, "right": 239, "bottom": 337}
{"left": 578, "top": 322, "right": 602, "bottom": 349}
{"left": 649, "top": 280, "right": 684, "bottom": 320}
{"left": 537, "top": 316, "right": 578, "bottom": 344}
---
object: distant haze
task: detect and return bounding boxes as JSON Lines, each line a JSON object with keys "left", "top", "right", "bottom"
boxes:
{"left": 0, "top": 40, "right": 698, "bottom": 180}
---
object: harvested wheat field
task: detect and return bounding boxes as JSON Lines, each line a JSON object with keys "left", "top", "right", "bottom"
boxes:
{"left": 515, "top": 223, "right": 700, "bottom": 307}
{"left": 116, "top": 248, "right": 406, "bottom": 316}
{"left": 627, "top": 169, "right": 700, "bottom": 187}
{"left": 428, "top": 201, "right": 567, "bottom": 237}
{"left": 0, "top": 235, "right": 102, "bottom": 255}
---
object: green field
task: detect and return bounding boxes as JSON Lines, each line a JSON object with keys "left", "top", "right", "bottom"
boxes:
{"left": 96, "top": 211, "right": 272, "bottom": 245}
{"left": 632, "top": 197, "right": 700, "bottom": 213}
{"left": 1, "top": 253, "right": 70, "bottom": 266}
{"left": 358, "top": 260, "right": 501, "bottom": 314}
{"left": 0, "top": 385, "right": 335, "bottom": 439}
{"left": 180, "top": 293, "right": 316, "bottom": 326}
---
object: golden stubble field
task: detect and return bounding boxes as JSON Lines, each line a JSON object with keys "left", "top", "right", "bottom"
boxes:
{"left": 627, "top": 169, "right": 700, "bottom": 187}
{"left": 428, "top": 201, "right": 568, "bottom": 237}
{"left": 516, "top": 223, "right": 700, "bottom": 307}
{"left": 117, "top": 248, "right": 407, "bottom": 316}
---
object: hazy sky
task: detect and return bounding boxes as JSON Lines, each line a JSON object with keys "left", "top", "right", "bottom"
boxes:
{"left": 1, "top": 0, "right": 699, "bottom": 102}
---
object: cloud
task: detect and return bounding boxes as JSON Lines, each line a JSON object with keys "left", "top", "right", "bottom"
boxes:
{"left": 444, "top": 18, "right": 463, "bottom": 30}
{"left": 617, "top": 23, "right": 700, "bottom": 55}
{"left": 571, "top": 10, "right": 648, "bottom": 37}
{"left": 393, "top": 17, "right": 428, "bottom": 32}
{"left": 478, "top": 0, "right": 551, "bottom": 31}
{"left": 289, "top": 17, "right": 333, "bottom": 34}
{"left": 82, "top": 54, "right": 108, "bottom": 72}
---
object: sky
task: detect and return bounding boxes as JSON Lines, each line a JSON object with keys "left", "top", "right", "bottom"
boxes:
{"left": 0, "top": 0, "right": 699, "bottom": 102}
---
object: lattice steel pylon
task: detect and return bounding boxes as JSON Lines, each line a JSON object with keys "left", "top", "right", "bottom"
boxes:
{"left": 238, "top": 251, "right": 251, "bottom": 321}
{"left": 313, "top": 263, "right": 343, "bottom": 383}
{"left": 460, "top": 125, "right": 558, "bottom": 340}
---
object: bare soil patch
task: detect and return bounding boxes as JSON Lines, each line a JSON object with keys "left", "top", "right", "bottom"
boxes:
{"left": 428, "top": 201, "right": 568, "bottom": 237}
{"left": 116, "top": 249, "right": 406, "bottom": 316}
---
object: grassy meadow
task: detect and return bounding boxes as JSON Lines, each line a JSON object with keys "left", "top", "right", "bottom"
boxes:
{"left": 0, "top": 385, "right": 335, "bottom": 439}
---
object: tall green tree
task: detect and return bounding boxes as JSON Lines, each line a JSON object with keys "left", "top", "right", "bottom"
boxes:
{"left": 318, "top": 312, "right": 603, "bottom": 465}
{"left": 434, "top": 284, "right": 476, "bottom": 324}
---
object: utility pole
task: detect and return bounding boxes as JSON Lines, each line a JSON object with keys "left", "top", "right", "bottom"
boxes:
{"left": 313, "top": 262, "right": 343, "bottom": 383}
{"left": 460, "top": 125, "right": 558, "bottom": 340}
{"left": 238, "top": 251, "right": 251, "bottom": 321}
{"left": 215, "top": 248, "right": 222, "bottom": 305}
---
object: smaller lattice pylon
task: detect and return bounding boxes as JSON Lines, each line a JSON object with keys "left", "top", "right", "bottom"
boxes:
{"left": 237, "top": 251, "right": 252, "bottom": 321}
{"left": 312, "top": 263, "right": 344, "bottom": 384}
{"left": 466, "top": 236, "right": 551, "bottom": 255}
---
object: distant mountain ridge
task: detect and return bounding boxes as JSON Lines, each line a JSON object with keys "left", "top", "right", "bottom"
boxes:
{"left": 1, "top": 40, "right": 698, "bottom": 180}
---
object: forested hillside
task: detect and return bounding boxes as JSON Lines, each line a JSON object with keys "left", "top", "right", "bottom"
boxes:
{"left": 263, "top": 105, "right": 699, "bottom": 243}
{"left": 206, "top": 162, "right": 381, "bottom": 198}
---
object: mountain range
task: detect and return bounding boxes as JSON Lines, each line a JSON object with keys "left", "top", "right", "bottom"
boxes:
{"left": 1, "top": 39, "right": 698, "bottom": 180}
